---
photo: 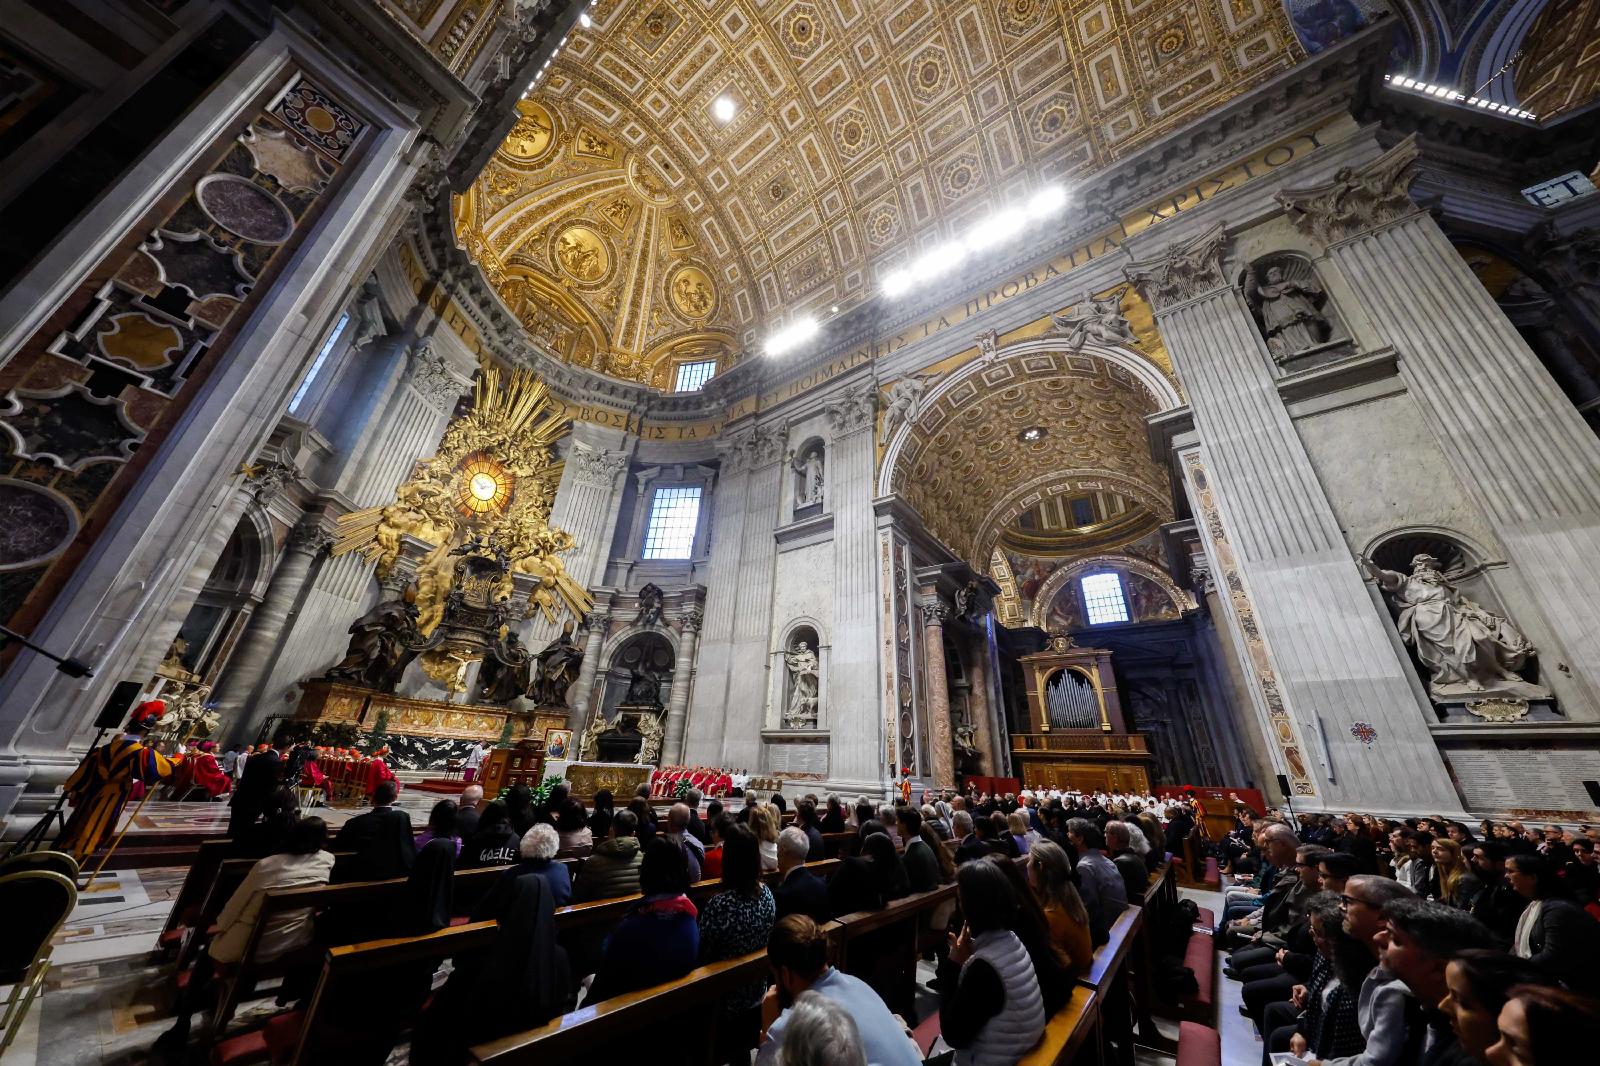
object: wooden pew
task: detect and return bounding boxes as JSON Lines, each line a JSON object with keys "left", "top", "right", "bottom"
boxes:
{"left": 830, "top": 882, "right": 957, "bottom": 1017}
{"left": 1127, "top": 862, "right": 1175, "bottom": 1051}
{"left": 470, "top": 949, "right": 771, "bottom": 1065}
{"left": 208, "top": 922, "right": 501, "bottom": 1066}
{"left": 1077, "top": 906, "right": 1143, "bottom": 1066}
{"left": 1017, "top": 985, "right": 1101, "bottom": 1066}
{"left": 161, "top": 841, "right": 259, "bottom": 957}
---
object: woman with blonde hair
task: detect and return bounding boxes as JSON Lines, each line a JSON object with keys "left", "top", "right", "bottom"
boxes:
{"left": 1024, "top": 840, "right": 1093, "bottom": 975}
{"left": 1429, "top": 836, "right": 1481, "bottom": 907}
{"left": 752, "top": 803, "right": 781, "bottom": 872}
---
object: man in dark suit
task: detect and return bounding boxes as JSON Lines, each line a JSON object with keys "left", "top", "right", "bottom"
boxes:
{"left": 684, "top": 787, "right": 709, "bottom": 844}
{"left": 456, "top": 783, "right": 483, "bottom": 840}
{"left": 333, "top": 779, "right": 416, "bottom": 882}
{"left": 794, "top": 798, "right": 826, "bottom": 861}
{"left": 773, "top": 827, "right": 830, "bottom": 924}
{"left": 228, "top": 735, "right": 291, "bottom": 842}
{"left": 952, "top": 810, "right": 991, "bottom": 865}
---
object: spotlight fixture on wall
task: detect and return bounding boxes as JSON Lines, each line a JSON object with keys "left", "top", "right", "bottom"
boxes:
{"left": 713, "top": 96, "right": 737, "bottom": 123}
{"left": 879, "top": 183, "right": 1071, "bottom": 300}
{"left": 764, "top": 316, "right": 819, "bottom": 357}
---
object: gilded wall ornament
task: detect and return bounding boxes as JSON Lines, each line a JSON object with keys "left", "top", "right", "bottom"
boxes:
{"left": 333, "top": 364, "right": 591, "bottom": 635}
{"left": 554, "top": 225, "right": 609, "bottom": 282}
{"left": 501, "top": 101, "right": 555, "bottom": 163}
{"left": 669, "top": 265, "right": 716, "bottom": 319}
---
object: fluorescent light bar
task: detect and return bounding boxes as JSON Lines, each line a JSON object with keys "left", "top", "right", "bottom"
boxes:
{"left": 765, "top": 316, "right": 819, "bottom": 357}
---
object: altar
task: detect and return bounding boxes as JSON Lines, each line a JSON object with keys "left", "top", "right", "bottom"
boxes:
{"left": 292, "top": 679, "right": 568, "bottom": 770}
{"left": 551, "top": 760, "right": 652, "bottom": 800}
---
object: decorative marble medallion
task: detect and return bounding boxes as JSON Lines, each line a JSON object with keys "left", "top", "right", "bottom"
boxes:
{"left": 196, "top": 175, "right": 294, "bottom": 245}
{"left": 0, "top": 479, "right": 77, "bottom": 570}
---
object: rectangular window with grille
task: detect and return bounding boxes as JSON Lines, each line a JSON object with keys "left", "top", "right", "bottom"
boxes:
{"left": 1080, "top": 571, "right": 1129, "bottom": 625}
{"left": 642, "top": 486, "right": 702, "bottom": 559}
{"left": 674, "top": 359, "right": 717, "bottom": 392}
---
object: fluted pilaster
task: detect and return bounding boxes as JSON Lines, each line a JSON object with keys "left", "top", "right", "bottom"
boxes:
{"left": 662, "top": 606, "right": 702, "bottom": 763}
{"left": 826, "top": 386, "right": 883, "bottom": 787}
{"left": 918, "top": 596, "right": 955, "bottom": 788}
{"left": 1128, "top": 224, "right": 1459, "bottom": 812}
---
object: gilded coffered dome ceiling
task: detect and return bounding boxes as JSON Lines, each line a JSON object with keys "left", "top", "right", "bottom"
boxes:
{"left": 891, "top": 351, "right": 1173, "bottom": 566}
{"left": 457, "top": 0, "right": 1307, "bottom": 387}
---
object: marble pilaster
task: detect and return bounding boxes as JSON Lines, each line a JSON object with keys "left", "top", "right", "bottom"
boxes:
{"left": 683, "top": 431, "right": 753, "bottom": 765}
{"left": 1128, "top": 223, "right": 1461, "bottom": 813}
{"left": 1280, "top": 140, "right": 1600, "bottom": 710}
{"left": 566, "top": 609, "right": 610, "bottom": 725}
{"left": 662, "top": 606, "right": 702, "bottom": 764}
{"left": 826, "top": 387, "right": 884, "bottom": 789}
{"left": 723, "top": 426, "right": 786, "bottom": 769}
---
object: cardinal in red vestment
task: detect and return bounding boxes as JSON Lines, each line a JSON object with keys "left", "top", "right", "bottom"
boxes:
{"left": 364, "top": 746, "right": 397, "bottom": 799}
{"left": 188, "top": 740, "right": 231, "bottom": 799}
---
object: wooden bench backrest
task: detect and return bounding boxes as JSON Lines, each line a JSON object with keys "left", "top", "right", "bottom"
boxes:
{"left": 289, "top": 922, "right": 501, "bottom": 1065}
{"left": 1017, "top": 985, "right": 1099, "bottom": 1066}
{"left": 1079, "top": 904, "right": 1142, "bottom": 991}
{"left": 161, "top": 839, "right": 242, "bottom": 935}
{"left": 469, "top": 949, "right": 770, "bottom": 1065}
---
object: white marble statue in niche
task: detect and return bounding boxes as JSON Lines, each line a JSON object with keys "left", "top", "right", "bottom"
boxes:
{"left": 1361, "top": 552, "right": 1551, "bottom": 703}
{"left": 1245, "top": 257, "right": 1332, "bottom": 361}
{"left": 783, "top": 637, "right": 820, "bottom": 728}
{"left": 789, "top": 443, "right": 824, "bottom": 508}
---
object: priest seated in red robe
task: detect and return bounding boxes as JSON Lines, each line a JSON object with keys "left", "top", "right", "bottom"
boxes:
{"left": 188, "top": 740, "right": 231, "bottom": 799}
{"left": 364, "top": 746, "right": 398, "bottom": 800}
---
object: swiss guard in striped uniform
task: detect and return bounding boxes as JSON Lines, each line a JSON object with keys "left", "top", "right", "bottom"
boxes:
{"left": 56, "top": 700, "right": 182, "bottom": 859}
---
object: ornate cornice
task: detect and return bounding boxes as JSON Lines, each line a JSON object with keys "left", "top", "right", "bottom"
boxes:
{"left": 567, "top": 442, "right": 629, "bottom": 490}
{"left": 1125, "top": 223, "right": 1232, "bottom": 314}
{"left": 1276, "top": 135, "right": 1421, "bottom": 246}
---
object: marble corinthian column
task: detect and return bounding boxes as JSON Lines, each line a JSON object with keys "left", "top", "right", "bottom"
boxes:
{"left": 1125, "top": 223, "right": 1460, "bottom": 813}
{"left": 825, "top": 386, "right": 884, "bottom": 790}
{"left": 1278, "top": 138, "right": 1600, "bottom": 704}
{"left": 723, "top": 425, "right": 786, "bottom": 769}
{"left": 213, "top": 519, "right": 333, "bottom": 743}
{"left": 684, "top": 430, "right": 754, "bottom": 765}
{"left": 566, "top": 610, "right": 610, "bottom": 725}
{"left": 918, "top": 596, "right": 956, "bottom": 789}
{"left": 662, "top": 605, "right": 702, "bottom": 764}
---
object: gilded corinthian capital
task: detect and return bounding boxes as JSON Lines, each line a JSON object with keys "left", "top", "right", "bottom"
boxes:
{"left": 1275, "top": 135, "right": 1420, "bottom": 246}
{"left": 1124, "top": 223, "right": 1231, "bottom": 313}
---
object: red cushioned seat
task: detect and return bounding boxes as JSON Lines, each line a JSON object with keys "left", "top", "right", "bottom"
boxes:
{"left": 210, "top": 1029, "right": 268, "bottom": 1066}
{"left": 1204, "top": 857, "right": 1220, "bottom": 884}
{"left": 448, "top": 915, "right": 471, "bottom": 927}
{"left": 263, "top": 1010, "right": 305, "bottom": 1061}
{"left": 1195, "top": 907, "right": 1216, "bottom": 929}
{"left": 1183, "top": 930, "right": 1215, "bottom": 1015}
{"left": 159, "top": 928, "right": 186, "bottom": 948}
{"left": 1176, "top": 1022, "right": 1221, "bottom": 1066}
{"left": 911, "top": 1012, "right": 942, "bottom": 1057}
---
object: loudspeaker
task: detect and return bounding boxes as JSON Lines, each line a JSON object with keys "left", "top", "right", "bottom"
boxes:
{"left": 93, "top": 681, "right": 145, "bottom": 729}
{"left": 1583, "top": 780, "right": 1600, "bottom": 807}
{"left": 1276, "top": 773, "right": 1291, "bottom": 799}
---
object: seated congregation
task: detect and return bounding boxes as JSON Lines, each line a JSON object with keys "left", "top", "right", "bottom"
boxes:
{"left": 1213, "top": 807, "right": 1600, "bottom": 1065}
{"left": 144, "top": 775, "right": 1600, "bottom": 1066}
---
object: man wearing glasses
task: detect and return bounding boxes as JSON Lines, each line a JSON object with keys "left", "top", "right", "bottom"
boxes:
{"left": 1302, "top": 876, "right": 1417, "bottom": 1066}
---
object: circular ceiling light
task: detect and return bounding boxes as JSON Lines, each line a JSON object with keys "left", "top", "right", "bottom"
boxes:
{"left": 579, "top": 11, "right": 592, "bottom": 28}
{"left": 712, "top": 96, "right": 737, "bottom": 123}
{"left": 1017, "top": 426, "right": 1047, "bottom": 443}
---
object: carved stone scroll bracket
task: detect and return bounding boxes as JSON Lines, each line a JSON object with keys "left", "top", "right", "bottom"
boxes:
{"left": 1125, "top": 222, "right": 1232, "bottom": 314}
{"left": 1275, "top": 135, "right": 1421, "bottom": 247}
